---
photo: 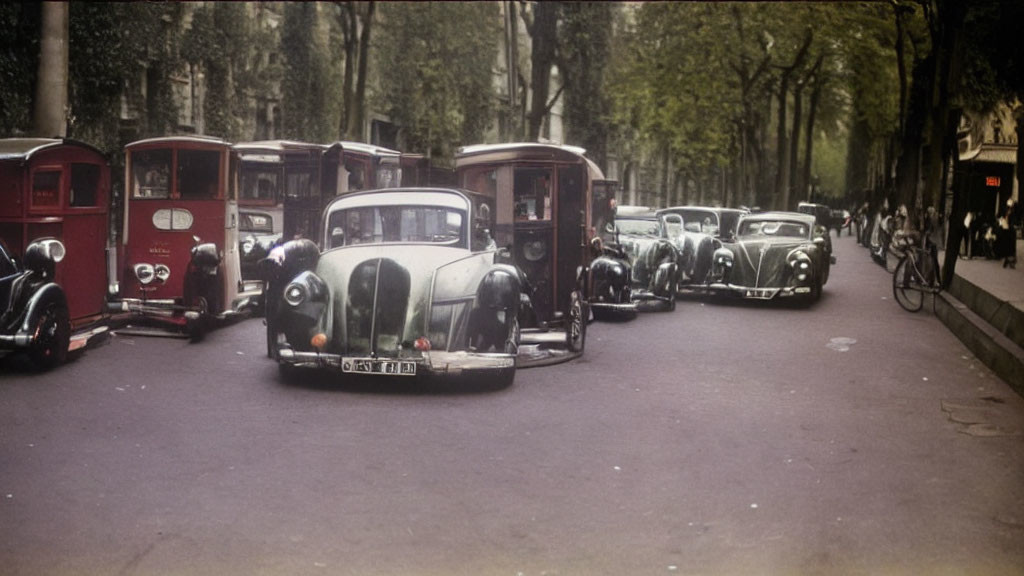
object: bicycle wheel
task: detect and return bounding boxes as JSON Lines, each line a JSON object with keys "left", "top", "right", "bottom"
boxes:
{"left": 893, "top": 255, "right": 924, "bottom": 312}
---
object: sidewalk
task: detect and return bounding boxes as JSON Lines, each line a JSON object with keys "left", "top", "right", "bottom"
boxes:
{"left": 935, "top": 237, "right": 1024, "bottom": 397}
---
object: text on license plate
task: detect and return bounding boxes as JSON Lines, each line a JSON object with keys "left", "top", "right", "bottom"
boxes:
{"left": 342, "top": 358, "right": 417, "bottom": 376}
{"left": 745, "top": 289, "right": 775, "bottom": 299}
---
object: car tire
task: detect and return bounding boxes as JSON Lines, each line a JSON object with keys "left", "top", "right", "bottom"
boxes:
{"left": 592, "top": 306, "right": 613, "bottom": 322}
{"left": 492, "top": 366, "right": 516, "bottom": 389}
{"left": 29, "top": 302, "right": 70, "bottom": 371}
{"left": 566, "top": 290, "right": 586, "bottom": 353}
{"left": 666, "top": 279, "right": 678, "bottom": 312}
{"left": 810, "top": 275, "right": 822, "bottom": 303}
{"left": 504, "top": 315, "right": 520, "bottom": 355}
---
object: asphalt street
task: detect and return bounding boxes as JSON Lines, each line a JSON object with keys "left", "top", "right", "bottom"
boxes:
{"left": 2, "top": 234, "right": 1023, "bottom": 576}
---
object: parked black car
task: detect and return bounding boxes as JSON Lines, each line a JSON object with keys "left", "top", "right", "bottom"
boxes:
{"left": 0, "top": 238, "right": 72, "bottom": 369}
{"left": 612, "top": 207, "right": 679, "bottom": 311}
{"left": 657, "top": 205, "right": 748, "bottom": 287}
{"left": 708, "top": 211, "right": 834, "bottom": 303}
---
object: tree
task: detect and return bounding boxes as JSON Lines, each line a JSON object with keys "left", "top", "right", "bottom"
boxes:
{"left": 337, "top": 2, "right": 374, "bottom": 140}
{"left": 521, "top": 1, "right": 561, "bottom": 142}
{"left": 32, "top": 2, "right": 68, "bottom": 137}
{"left": 374, "top": 2, "right": 499, "bottom": 162}
{"left": 559, "top": 1, "right": 615, "bottom": 167}
{"left": 0, "top": 3, "right": 40, "bottom": 136}
{"left": 280, "top": 2, "right": 340, "bottom": 143}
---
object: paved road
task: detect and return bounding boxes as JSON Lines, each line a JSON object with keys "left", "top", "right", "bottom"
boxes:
{"left": 2, "top": 234, "right": 1023, "bottom": 575}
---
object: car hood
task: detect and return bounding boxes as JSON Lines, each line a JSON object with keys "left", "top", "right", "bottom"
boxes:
{"left": 728, "top": 237, "right": 816, "bottom": 288}
{"left": 316, "top": 244, "right": 492, "bottom": 355}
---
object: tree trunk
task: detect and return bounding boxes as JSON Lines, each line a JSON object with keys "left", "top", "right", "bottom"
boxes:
{"left": 801, "top": 56, "right": 824, "bottom": 204}
{"left": 33, "top": 2, "right": 69, "bottom": 138}
{"left": 339, "top": 2, "right": 357, "bottom": 139}
{"left": 775, "top": 77, "right": 790, "bottom": 210}
{"left": 525, "top": 2, "right": 559, "bottom": 142}
{"left": 789, "top": 79, "right": 804, "bottom": 208}
{"left": 352, "top": 1, "right": 375, "bottom": 142}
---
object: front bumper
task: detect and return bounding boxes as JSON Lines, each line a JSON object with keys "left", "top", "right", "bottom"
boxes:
{"left": 107, "top": 298, "right": 201, "bottom": 325}
{"left": 706, "top": 283, "right": 813, "bottom": 299}
{"left": 590, "top": 301, "right": 639, "bottom": 312}
{"left": 276, "top": 348, "right": 515, "bottom": 377}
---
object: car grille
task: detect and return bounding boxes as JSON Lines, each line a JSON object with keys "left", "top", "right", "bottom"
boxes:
{"left": 344, "top": 258, "right": 410, "bottom": 357}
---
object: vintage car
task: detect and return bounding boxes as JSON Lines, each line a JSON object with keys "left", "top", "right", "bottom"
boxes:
{"left": 0, "top": 238, "right": 73, "bottom": 369}
{"left": 262, "top": 187, "right": 524, "bottom": 386}
{"left": 610, "top": 206, "right": 679, "bottom": 311}
{"left": 657, "top": 205, "right": 747, "bottom": 287}
{"left": 707, "top": 211, "right": 834, "bottom": 302}
{"left": 797, "top": 202, "right": 835, "bottom": 233}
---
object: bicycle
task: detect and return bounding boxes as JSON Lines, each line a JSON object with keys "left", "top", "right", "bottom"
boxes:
{"left": 892, "top": 237, "right": 942, "bottom": 312}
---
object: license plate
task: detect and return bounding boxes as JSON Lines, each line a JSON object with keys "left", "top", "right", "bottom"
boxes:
{"left": 342, "top": 358, "right": 417, "bottom": 376}
{"left": 745, "top": 288, "right": 776, "bottom": 299}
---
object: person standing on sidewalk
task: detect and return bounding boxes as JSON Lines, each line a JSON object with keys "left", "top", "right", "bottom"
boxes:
{"left": 999, "top": 199, "right": 1017, "bottom": 268}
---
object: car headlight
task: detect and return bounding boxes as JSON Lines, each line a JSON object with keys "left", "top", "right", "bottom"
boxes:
{"left": 713, "top": 247, "right": 733, "bottom": 268}
{"left": 154, "top": 264, "right": 171, "bottom": 283}
{"left": 787, "top": 250, "right": 812, "bottom": 283}
{"left": 134, "top": 263, "right": 155, "bottom": 285}
{"left": 283, "top": 282, "right": 307, "bottom": 307}
{"left": 42, "top": 238, "right": 65, "bottom": 263}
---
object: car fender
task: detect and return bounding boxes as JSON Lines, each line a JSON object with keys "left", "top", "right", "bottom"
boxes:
{"left": 476, "top": 265, "right": 522, "bottom": 313}
{"left": 14, "top": 282, "right": 67, "bottom": 344}
{"left": 590, "top": 254, "right": 631, "bottom": 302}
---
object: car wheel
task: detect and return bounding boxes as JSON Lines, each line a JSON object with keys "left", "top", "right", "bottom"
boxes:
{"left": 29, "top": 302, "right": 70, "bottom": 371}
{"left": 592, "top": 306, "right": 613, "bottom": 322}
{"left": 504, "top": 315, "right": 520, "bottom": 355}
{"left": 566, "top": 290, "right": 586, "bottom": 353}
{"left": 810, "top": 275, "right": 822, "bottom": 303}
{"left": 666, "top": 278, "right": 678, "bottom": 312}
{"left": 491, "top": 366, "right": 516, "bottom": 389}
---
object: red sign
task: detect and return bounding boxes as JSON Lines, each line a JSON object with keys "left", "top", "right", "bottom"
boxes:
{"left": 986, "top": 176, "right": 1001, "bottom": 187}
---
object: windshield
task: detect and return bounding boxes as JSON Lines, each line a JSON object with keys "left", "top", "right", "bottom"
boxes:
{"left": 738, "top": 219, "right": 809, "bottom": 239}
{"left": 131, "top": 149, "right": 171, "bottom": 199}
{"left": 678, "top": 209, "right": 719, "bottom": 234}
{"left": 616, "top": 218, "right": 660, "bottom": 236}
{"left": 326, "top": 205, "right": 465, "bottom": 249}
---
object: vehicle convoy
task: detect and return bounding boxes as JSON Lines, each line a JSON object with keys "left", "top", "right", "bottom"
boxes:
{"left": 263, "top": 187, "right": 523, "bottom": 386}
{"left": 657, "top": 205, "right": 748, "bottom": 287}
{"left": 0, "top": 138, "right": 113, "bottom": 367}
{"left": 108, "top": 136, "right": 262, "bottom": 338}
{"left": 610, "top": 206, "right": 679, "bottom": 312}
{"left": 455, "top": 142, "right": 635, "bottom": 362}
{"left": 708, "top": 211, "right": 835, "bottom": 303}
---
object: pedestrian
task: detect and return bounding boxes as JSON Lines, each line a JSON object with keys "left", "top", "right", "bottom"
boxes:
{"left": 924, "top": 206, "right": 943, "bottom": 251}
{"left": 999, "top": 199, "right": 1017, "bottom": 269}
{"left": 962, "top": 211, "right": 974, "bottom": 259}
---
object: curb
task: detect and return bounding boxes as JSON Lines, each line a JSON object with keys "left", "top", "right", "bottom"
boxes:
{"left": 936, "top": 287, "right": 1024, "bottom": 399}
